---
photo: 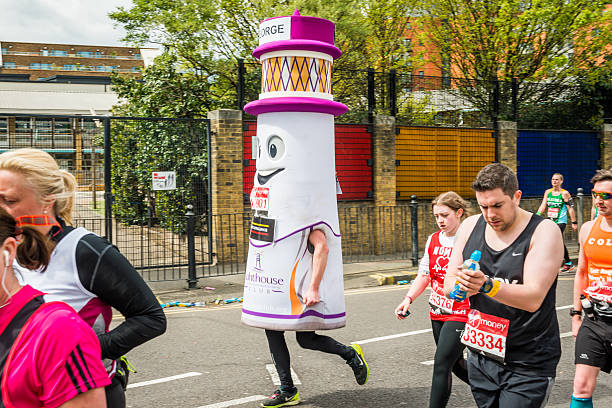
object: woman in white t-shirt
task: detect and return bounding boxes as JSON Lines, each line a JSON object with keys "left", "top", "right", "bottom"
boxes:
{"left": 395, "top": 191, "right": 470, "bottom": 408}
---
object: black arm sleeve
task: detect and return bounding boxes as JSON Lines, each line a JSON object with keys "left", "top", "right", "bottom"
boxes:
{"left": 75, "top": 234, "right": 167, "bottom": 360}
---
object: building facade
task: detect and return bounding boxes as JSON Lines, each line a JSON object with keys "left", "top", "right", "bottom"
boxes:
{"left": 0, "top": 41, "right": 159, "bottom": 80}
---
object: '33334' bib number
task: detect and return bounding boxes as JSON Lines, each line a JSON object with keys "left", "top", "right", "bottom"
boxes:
{"left": 461, "top": 309, "right": 509, "bottom": 363}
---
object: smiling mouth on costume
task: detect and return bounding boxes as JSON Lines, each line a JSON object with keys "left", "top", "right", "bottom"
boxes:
{"left": 257, "top": 168, "right": 285, "bottom": 185}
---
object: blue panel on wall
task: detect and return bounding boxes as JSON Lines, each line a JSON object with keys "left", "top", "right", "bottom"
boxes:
{"left": 517, "top": 130, "right": 599, "bottom": 197}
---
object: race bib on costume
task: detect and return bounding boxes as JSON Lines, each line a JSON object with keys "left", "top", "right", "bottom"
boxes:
{"left": 462, "top": 309, "right": 509, "bottom": 362}
{"left": 250, "top": 187, "right": 270, "bottom": 211}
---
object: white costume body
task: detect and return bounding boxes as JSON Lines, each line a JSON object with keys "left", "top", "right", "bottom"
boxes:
{"left": 241, "top": 112, "right": 345, "bottom": 331}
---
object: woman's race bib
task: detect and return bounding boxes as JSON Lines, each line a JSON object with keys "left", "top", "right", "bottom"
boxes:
{"left": 428, "top": 290, "right": 454, "bottom": 315}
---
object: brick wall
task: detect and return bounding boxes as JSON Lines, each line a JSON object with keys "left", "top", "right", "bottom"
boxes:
{"left": 208, "top": 109, "right": 246, "bottom": 263}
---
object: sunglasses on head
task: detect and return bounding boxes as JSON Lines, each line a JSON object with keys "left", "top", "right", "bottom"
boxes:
{"left": 592, "top": 191, "right": 612, "bottom": 200}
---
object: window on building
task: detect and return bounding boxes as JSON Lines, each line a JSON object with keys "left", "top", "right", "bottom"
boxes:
{"left": 29, "top": 63, "right": 41, "bottom": 70}
{"left": 54, "top": 118, "right": 73, "bottom": 146}
{"left": 96, "top": 65, "right": 106, "bottom": 72}
{"left": 1, "top": 48, "right": 6, "bottom": 55}
{"left": 34, "top": 118, "right": 52, "bottom": 145}
{"left": 131, "top": 66, "right": 140, "bottom": 72}
{"left": 41, "top": 49, "right": 49, "bottom": 56}
{"left": 418, "top": 71, "right": 424, "bottom": 78}
{"left": 63, "top": 64, "right": 77, "bottom": 71}
{"left": 50, "top": 50, "right": 68, "bottom": 57}
{"left": 76, "top": 51, "right": 94, "bottom": 58}
{"left": 95, "top": 51, "right": 102, "bottom": 58}
{"left": 133, "top": 54, "right": 141, "bottom": 59}
{"left": 0, "top": 118, "right": 8, "bottom": 146}
{"left": 40, "top": 63, "right": 52, "bottom": 70}
{"left": 3, "top": 62, "right": 16, "bottom": 69}
{"left": 15, "top": 118, "right": 32, "bottom": 147}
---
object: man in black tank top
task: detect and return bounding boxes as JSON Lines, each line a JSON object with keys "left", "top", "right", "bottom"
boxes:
{"left": 443, "top": 163, "right": 564, "bottom": 408}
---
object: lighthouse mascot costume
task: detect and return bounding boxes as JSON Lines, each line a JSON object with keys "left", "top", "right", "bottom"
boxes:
{"left": 241, "top": 10, "right": 348, "bottom": 331}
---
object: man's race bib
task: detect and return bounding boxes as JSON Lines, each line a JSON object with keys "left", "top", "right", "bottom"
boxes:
{"left": 250, "top": 187, "right": 270, "bottom": 211}
{"left": 584, "top": 281, "right": 612, "bottom": 304}
{"left": 461, "top": 309, "right": 509, "bottom": 362}
{"left": 428, "top": 290, "right": 454, "bottom": 315}
{"left": 547, "top": 207, "right": 559, "bottom": 219}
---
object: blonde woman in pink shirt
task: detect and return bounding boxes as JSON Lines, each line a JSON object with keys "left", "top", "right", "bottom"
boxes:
{"left": 0, "top": 207, "right": 109, "bottom": 407}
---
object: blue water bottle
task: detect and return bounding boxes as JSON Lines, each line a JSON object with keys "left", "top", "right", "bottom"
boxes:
{"left": 449, "top": 250, "right": 482, "bottom": 301}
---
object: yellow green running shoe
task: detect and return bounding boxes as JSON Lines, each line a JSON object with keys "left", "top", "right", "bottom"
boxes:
{"left": 261, "top": 389, "right": 300, "bottom": 407}
{"left": 347, "top": 343, "right": 369, "bottom": 385}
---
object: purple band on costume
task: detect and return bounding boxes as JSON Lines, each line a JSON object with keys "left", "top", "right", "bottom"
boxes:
{"left": 253, "top": 40, "right": 341, "bottom": 60}
{"left": 242, "top": 308, "right": 346, "bottom": 320}
{"left": 255, "top": 11, "right": 340, "bottom": 59}
{"left": 244, "top": 97, "right": 347, "bottom": 117}
{"left": 249, "top": 220, "right": 342, "bottom": 248}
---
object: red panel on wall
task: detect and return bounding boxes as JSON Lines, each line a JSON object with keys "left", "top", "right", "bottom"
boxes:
{"left": 242, "top": 122, "right": 372, "bottom": 201}
{"left": 243, "top": 121, "right": 257, "bottom": 198}
{"left": 335, "top": 124, "right": 373, "bottom": 200}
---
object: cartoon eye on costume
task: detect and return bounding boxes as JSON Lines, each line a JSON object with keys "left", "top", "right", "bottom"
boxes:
{"left": 267, "top": 135, "right": 285, "bottom": 160}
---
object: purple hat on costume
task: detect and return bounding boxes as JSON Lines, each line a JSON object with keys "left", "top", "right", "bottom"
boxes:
{"left": 243, "top": 10, "right": 348, "bottom": 117}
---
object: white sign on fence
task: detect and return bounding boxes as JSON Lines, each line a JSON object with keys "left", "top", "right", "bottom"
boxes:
{"left": 152, "top": 171, "right": 176, "bottom": 191}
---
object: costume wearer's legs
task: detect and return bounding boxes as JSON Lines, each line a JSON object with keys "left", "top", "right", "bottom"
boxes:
{"left": 295, "top": 331, "right": 354, "bottom": 361}
{"left": 430, "top": 320, "right": 469, "bottom": 408}
{"left": 467, "top": 352, "right": 554, "bottom": 408}
{"left": 105, "top": 376, "right": 126, "bottom": 408}
{"left": 265, "top": 330, "right": 295, "bottom": 391}
{"left": 557, "top": 223, "right": 571, "bottom": 264}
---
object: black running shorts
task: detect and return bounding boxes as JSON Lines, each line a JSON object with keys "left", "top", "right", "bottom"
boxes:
{"left": 574, "top": 316, "right": 612, "bottom": 373}
{"left": 467, "top": 352, "right": 554, "bottom": 408}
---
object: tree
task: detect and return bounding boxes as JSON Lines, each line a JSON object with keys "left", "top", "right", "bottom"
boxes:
{"left": 415, "top": 0, "right": 612, "bottom": 125}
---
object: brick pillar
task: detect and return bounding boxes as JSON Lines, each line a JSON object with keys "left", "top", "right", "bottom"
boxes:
{"left": 497, "top": 120, "right": 517, "bottom": 172}
{"left": 208, "top": 109, "right": 246, "bottom": 263}
{"left": 602, "top": 124, "right": 612, "bottom": 169}
{"left": 373, "top": 115, "right": 396, "bottom": 206}
{"left": 373, "top": 115, "right": 396, "bottom": 254}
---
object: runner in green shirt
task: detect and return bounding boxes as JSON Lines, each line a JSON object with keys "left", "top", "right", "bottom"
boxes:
{"left": 536, "top": 173, "right": 577, "bottom": 271}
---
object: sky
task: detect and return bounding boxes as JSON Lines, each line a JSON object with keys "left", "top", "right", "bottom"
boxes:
{"left": 0, "top": 0, "right": 139, "bottom": 47}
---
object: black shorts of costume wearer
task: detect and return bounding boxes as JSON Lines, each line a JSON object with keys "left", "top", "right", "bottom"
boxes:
{"left": 467, "top": 352, "right": 554, "bottom": 408}
{"left": 265, "top": 330, "right": 354, "bottom": 390}
{"left": 105, "top": 375, "right": 126, "bottom": 408}
{"left": 575, "top": 316, "right": 612, "bottom": 373}
{"left": 430, "top": 320, "right": 469, "bottom": 408}
{"left": 557, "top": 223, "right": 571, "bottom": 264}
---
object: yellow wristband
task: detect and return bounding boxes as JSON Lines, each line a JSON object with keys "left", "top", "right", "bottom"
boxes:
{"left": 486, "top": 280, "right": 501, "bottom": 297}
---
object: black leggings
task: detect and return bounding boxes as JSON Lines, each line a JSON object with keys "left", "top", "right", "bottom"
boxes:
{"left": 265, "top": 330, "right": 353, "bottom": 390}
{"left": 430, "top": 320, "right": 469, "bottom": 408}
{"left": 557, "top": 223, "right": 571, "bottom": 264}
{"left": 105, "top": 375, "right": 126, "bottom": 408}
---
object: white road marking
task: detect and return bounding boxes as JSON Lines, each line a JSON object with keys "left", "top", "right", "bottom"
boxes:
{"left": 266, "top": 364, "right": 302, "bottom": 385}
{"left": 421, "top": 360, "right": 434, "bottom": 365}
{"left": 195, "top": 395, "right": 267, "bottom": 408}
{"left": 126, "top": 372, "right": 201, "bottom": 389}
{"left": 354, "top": 328, "right": 433, "bottom": 345}
{"left": 556, "top": 305, "right": 572, "bottom": 310}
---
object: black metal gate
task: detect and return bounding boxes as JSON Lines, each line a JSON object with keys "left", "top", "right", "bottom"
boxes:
{"left": 0, "top": 113, "right": 213, "bottom": 284}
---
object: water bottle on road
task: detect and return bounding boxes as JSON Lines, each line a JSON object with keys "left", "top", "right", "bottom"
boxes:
{"left": 449, "top": 250, "right": 482, "bottom": 301}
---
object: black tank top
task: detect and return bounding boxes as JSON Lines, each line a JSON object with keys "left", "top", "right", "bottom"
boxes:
{"left": 463, "top": 214, "right": 560, "bottom": 377}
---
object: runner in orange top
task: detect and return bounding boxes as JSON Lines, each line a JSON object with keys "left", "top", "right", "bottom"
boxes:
{"left": 570, "top": 168, "right": 612, "bottom": 408}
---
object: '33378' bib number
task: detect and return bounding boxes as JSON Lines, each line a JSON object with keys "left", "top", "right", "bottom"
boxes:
{"left": 461, "top": 309, "right": 509, "bottom": 363}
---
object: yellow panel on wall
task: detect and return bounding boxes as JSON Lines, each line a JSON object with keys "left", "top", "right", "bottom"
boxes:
{"left": 396, "top": 126, "right": 495, "bottom": 199}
